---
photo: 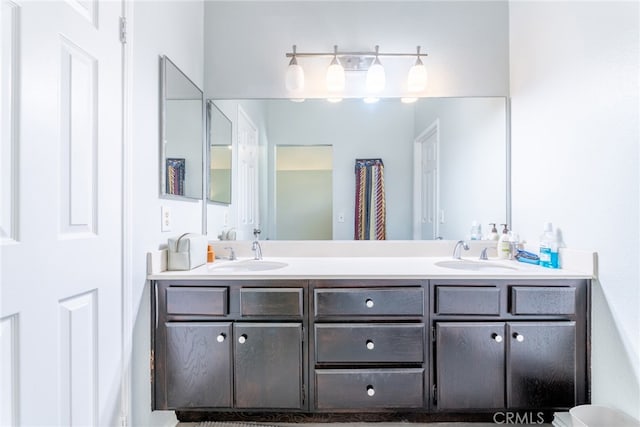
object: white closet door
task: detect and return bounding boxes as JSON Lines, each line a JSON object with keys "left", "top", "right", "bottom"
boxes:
{"left": 235, "top": 106, "right": 259, "bottom": 240}
{"left": 0, "top": 1, "right": 124, "bottom": 425}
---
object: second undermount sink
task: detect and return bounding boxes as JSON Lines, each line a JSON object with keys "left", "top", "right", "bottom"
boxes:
{"left": 435, "top": 259, "right": 518, "bottom": 271}
{"left": 209, "top": 259, "right": 288, "bottom": 272}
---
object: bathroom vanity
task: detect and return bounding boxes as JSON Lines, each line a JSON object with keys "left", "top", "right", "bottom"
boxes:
{"left": 148, "top": 248, "right": 592, "bottom": 422}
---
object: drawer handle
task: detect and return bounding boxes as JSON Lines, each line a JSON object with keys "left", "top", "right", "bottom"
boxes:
{"left": 492, "top": 333, "right": 503, "bottom": 343}
{"left": 238, "top": 334, "right": 247, "bottom": 344}
{"left": 513, "top": 332, "right": 525, "bottom": 342}
{"left": 366, "top": 340, "right": 375, "bottom": 350}
{"left": 217, "top": 333, "right": 226, "bottom": 343}
{"left": 365, "top": 299, "right": 375, "bottom": 308}
{"left": 366, "top": 385, "right": 375, "bottom": 397}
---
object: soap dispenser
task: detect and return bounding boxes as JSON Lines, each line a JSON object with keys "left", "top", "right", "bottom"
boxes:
{"left": 487, "top": 223, "right": 499, "bottom": 240}
{"left": 497, "top": 224, "right": 511, "bottom": 259}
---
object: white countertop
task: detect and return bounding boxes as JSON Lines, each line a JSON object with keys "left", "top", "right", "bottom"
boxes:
{"left": 147, "top": 255, "right": 593, "bottom": 281}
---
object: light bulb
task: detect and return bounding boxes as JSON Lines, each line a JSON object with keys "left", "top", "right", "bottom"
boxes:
{"left": 285, "top": 57, "right": 305, "bottom": 92}
{"left": 366, "top": 57, "right": 385, "bottom": 93}
{"left": 326, "top": 56, "right": 345, "bottom": 92}
{"left": 407, "top": 57, "right": 427, "bottom": 92}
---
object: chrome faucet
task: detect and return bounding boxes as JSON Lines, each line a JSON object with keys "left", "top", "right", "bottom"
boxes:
{"left": 252, "top": 228, "right": 263, "bottom": 260}
{"left": 224, "top": 246, "right": 237, "bottom": 261}
{"left": 452, "top": 240, "right": 470, "bottom": 259}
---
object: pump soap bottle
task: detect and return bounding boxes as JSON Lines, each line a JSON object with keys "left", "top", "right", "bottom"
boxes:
{"left": 487, "top": 223, "right": 499, "bottom": 240}
{"left": 497, "top": 224, "right": 511, "bottom": 259}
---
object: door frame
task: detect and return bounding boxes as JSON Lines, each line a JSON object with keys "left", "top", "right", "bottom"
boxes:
{"left": 413, "top": 119, "right": 440, "bottom": 240}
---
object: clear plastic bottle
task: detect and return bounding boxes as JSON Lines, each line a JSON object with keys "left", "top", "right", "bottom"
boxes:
{"left": 470, "top": 220, "right": 482, "bottom": 240}
{"left": 539, "top": 222, "right": 559, "bottom": 268}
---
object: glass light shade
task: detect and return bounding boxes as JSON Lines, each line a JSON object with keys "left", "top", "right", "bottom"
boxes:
{"left": 285, "top": 61, "right": 305, "bottom": 92}
{"left": 366, "top": 59, "right": 386, "bottom": 93}
{"left": 326, "top": 59, "right": 345, "bottom": 92}
{"left": 407, "top": 61, "right": 427, "bottom": 92}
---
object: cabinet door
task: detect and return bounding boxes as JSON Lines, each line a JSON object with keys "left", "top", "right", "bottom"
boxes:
{"left": 165, "top": 322, "right": 232, "bottom": 408}
{"left": 234, "top": 323, "right": 303, "bottom": 409}
{"left": 435, "top": 322, "right": 505, "bottom": 409}
{"left": 507, "top": 321, "right": 576, "bottom": 409}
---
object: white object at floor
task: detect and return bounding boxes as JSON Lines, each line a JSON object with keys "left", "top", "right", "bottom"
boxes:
{"left": 570, "top": 405, "right": 640, "bottom": 427}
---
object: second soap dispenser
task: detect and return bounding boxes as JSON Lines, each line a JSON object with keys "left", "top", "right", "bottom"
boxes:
{"left": 497, "top": 224, "right": 511, "bottom": 259}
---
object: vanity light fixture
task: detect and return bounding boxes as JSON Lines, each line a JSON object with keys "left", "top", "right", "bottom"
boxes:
{"left": 407, "top": 46, "right": 428, "bottom": 92}
{"left": 285, "top": 44, "right": 428, "bottom": 96}
{"left": 285, "top": 45, "right": 305, "bottom": 92}
{"left": 325, "top": 45, "right": 346, "bottom": 92}
{"left": 366, "top": 46, "right": 385, "bottom": 93}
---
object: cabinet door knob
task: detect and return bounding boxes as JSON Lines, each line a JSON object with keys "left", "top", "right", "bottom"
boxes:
{"left": 492, "top": 333, "right": 503, "bottom": 343}
{"left": 238, "top": 334, "right": 247, "bottom": 344}
{"left": 366, "top": 385, "right": 375, "bottom": 396}
{"left": 217, "top": 333, "right": 226, "bottom": 343}
{"left": 365, "top": 298, "right": 374, "bottom": 308}
{"left": 513, "top": 333, "right": 524, "bottom": 342}
{"left": 366, "top": 340, "right": 375, "bottom": 350}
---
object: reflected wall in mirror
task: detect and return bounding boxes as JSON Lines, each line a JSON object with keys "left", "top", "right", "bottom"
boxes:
{"left": 207, "top": 101, "right": 232, "bottom": 204}
{"left": 208, "top": 98, "right": 509, "bottom": 240}
{"left": 160, "top": 55, "right": 203, "bottom": 200}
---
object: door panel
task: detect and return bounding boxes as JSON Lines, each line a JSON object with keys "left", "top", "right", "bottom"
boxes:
{"left": 436, "top": 322, "right": 505, "bottom": 409}
{"left": 507, "top": 322, "right": 576, "bottom": 408}
{"left": 0, "top": 1, "right": 123, "bottom": 424}
{"left": 166, "top": 322, "right": 232, "bottom": 408}
{"left": 234, "top": 323, "right": 303, "bottom": 409}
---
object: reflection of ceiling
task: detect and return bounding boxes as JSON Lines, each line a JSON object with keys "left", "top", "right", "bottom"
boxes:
{"left": 276, "top": 145, "right": 333, "bottom": 171}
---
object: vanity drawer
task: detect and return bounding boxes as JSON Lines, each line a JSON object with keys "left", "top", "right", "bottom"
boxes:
{"left": 314, "top": 288, "right": 423, "bottom": 317}
{"left": 511, "top": 286, "right": 576, "bottom": 315}
{"left": 315, "top": 324, "right": 424, "bottom": 363}
{"left": 315, "top": 368, "right": 424, "bottom": 409}
{"left": 435, "top": 286, "right": 500, "bottom": 315}
{"left": 166, "top": 287, "right": 228, "bottom": 316}
{"left": 240, "top": 288, "right": 303, "bottom": 317}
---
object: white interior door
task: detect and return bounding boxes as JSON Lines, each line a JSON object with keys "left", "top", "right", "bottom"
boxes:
{"left": 235, "top": 106, "right": 259, "bottom": 240}
{"left": 1, "top": 1, "right": 124, "bottom": 425}
{"left": 413, "top": 121, "right": 440, "bottom": 240}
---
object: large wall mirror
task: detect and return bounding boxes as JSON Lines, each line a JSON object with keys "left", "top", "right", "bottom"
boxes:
{"left": 207, "top": 101, "right": 232, "bottom": 204}
{"left": 160, "top": 55, "right": 204, "bottom": 200}
{"left": 208, "top": 97, "right": 509, "bottom": 240}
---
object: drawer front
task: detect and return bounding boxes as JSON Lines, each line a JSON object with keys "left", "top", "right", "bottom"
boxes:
{"left": 240, "top": 288, "right": 303, "bottom": 317}
{"left": 511, "top": 286, "right": 576, "bottom": 315}
{"left": 436, "top": 286, "right": 500, "bottom": 315}
{"left": 166, "top": 287, "right": 228, "bottom": 316}
{"left": 314, "top": 288, "right": 423, "bottom": 317}
{"left": 315, "top": 324, "right": 424, "bottom": 363}
{"left": 315, "top": 368, "right": 424, "bottom": 409}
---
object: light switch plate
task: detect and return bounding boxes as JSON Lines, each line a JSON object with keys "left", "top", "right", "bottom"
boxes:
{"left": 161, "top": 206, "right": 172, "bottom": 232}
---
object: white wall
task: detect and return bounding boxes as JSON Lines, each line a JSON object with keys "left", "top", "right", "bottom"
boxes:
{"left": 130, "top": 1, "right": 204, "bottom": 426}
{"left": 204, "top": 1, "right": 509, "bottom": 99}
{"left": 509, "top": 1, "right": 640, "bottom": 419}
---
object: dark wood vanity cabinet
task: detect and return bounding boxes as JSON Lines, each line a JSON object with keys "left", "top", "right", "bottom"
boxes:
{"left": 431, "top": 279, "right": 589, "bottom": 412}
{"left": 152, "top": 277, "right": 589, "bottom": 418}
{"left": 310, "top": 281, "right": 428, "bottom": 411}
{"left": 152, "top": 280, "right": 306, "bottom": 411}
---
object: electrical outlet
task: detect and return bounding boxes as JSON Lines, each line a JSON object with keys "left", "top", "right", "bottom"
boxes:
{"left": 223, "top": 210, "right": 229, "bottom": 226}
{"left": 161, "top": 206, "right": 172, "bottom": 232}
{"left": 337, "top": 212, "right": 345, "bottom": 223}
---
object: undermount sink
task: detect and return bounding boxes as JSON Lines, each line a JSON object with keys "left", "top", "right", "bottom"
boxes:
{"left": 209, "top": 259, "right": 288, "bottom": 272}
{"left": 435, "top": 259, "right": 518, "bottom": 271}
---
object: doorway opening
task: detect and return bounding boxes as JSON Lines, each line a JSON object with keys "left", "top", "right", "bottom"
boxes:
{"left": 274, "top": 145, "right": 333, "bottom": 240}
